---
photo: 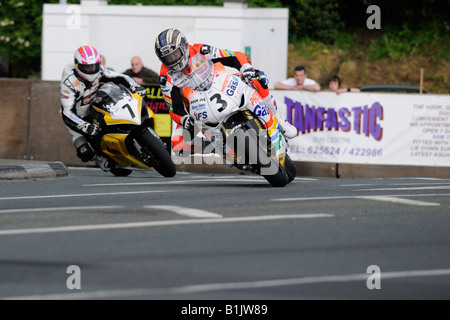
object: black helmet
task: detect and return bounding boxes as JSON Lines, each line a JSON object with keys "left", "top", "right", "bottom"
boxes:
{"left": 155, "top": 28, "right": 189, "bottom": 71}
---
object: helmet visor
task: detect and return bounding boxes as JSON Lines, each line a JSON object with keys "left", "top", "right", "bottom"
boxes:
{"left": 160, "top": 47, "right": 185, "bottom": 69}
{"left": 77, "top": 62, "right": 100, "bottom": 75}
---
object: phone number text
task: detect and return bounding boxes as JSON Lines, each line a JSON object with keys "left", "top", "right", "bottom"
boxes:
{"left": 307, "top": 146, "right": 383, "bottom": 157}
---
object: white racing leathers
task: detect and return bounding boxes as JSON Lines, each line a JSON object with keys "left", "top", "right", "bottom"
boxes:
{"left": 60, "top": 64, "right": 138, "bottom": 150}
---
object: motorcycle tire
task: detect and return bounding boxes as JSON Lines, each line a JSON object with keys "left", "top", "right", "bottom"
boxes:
{"left": 262, "top": 162, "right": 290, "bottom": 188}
{"left": 110, "top": 167, "right": 132, "bottom": 177}
{"left": 229, "top": 122, "right": 289, "bottom": 188}
{"left": 284, "top": 154, "right": 297, "bottom": 183}
{"left": 138, "top": 128, "right": 177, "bottom": 178}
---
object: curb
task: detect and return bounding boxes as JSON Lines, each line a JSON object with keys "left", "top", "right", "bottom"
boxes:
{"left": 0, "top": 162, "right": 70, "bottom": 181}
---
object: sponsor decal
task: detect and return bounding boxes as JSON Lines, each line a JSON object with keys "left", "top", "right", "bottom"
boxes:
{"left": 225, "top": 78, "right": 239, "bottom": 97}
{"left": 249, "top": 90, "right": 260, "bottom": 106}
{"left": 200, "top": 45, "right": 211, "bottom": 55}
{"left": 83, "top": 92, "right": 96, "bottom": 106}
{"left": 253, "top": 102, "right": 270, "bottom": 117}
{"left": 284, "top": 97, "right": 384, "bottom": 141}
{"left": 194, "top": 111, "right": 208, "bottom": 120}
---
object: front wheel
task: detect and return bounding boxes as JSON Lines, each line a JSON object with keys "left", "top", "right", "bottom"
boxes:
{"left": 262, "top": 165, "right": 289, "bottom": 187}
{"left": 226, "top": 118, "right": 289, "bottom": 187}
{"left": 110, "top": 167, "right": 132, "bottom": 177}
{"left": 135, "top": 128, "right": 177, "bottom": 177}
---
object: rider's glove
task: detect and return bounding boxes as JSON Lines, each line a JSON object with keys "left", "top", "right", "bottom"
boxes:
{"left": 132, "top": 85, "right": 147, "bottom": 96}
{"left": 78, "top": 122, "right": 100, "bottom": 136}
{"left": 240, "top": 63, "right": 257, "bottom": 85}
{"left": 181, "top": 115, "right": 195, "bottom": 132}
{"left": 257, "top": 70, "right": 269, "bottom": 90}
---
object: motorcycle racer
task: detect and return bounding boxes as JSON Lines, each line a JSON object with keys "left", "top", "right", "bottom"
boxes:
{"left": 154, "top": 28, "right": 298, "bottom": 156}
{"left": 60, "top": 45, "right": 146, "bottom": 171}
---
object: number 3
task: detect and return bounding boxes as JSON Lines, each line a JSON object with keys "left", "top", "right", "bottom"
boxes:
{"left": 210, "top": 93, "right": 228, "bottom": 112}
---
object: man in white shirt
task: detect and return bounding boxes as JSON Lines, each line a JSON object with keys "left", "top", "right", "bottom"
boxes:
{"left": 274, "top": 65, "right": 321, "bottom": 91}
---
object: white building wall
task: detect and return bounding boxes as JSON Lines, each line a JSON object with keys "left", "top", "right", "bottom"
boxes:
{"left": 42, "top": 2, "right": 289, "bottom": 88}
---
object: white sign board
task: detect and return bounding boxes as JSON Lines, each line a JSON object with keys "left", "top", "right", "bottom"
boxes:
{"left": 42, "top": 3, "right": 288, "bottom": 84}
{"left": 272, "top": 91, "right": 450, "bottom": 167}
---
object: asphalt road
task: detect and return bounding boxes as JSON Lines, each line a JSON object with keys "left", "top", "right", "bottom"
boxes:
{"left": 0, "top": 167, "right": 449, "bottom": 303}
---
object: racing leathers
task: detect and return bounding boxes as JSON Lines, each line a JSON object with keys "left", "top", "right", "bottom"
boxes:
{"left": 60, "top": 64, "right": 143, "bottom": 164}
{"left": 159, "top": 44, "right": 295, "bottom": 157}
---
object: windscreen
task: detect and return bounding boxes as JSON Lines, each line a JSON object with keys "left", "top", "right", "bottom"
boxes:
{"left": 94, "top": 82, "right": 131, "bottom": 106}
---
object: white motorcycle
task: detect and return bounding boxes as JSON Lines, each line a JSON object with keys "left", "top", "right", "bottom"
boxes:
{"left": 184, "top": 61, "right": 296, "bottom": 187}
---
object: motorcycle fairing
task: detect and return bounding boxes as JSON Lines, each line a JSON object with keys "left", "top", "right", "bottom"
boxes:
{"left": 184, "top": 61, "right": 287, "bottom": 166}
{"left": 92, "top": 93, "right": 143, "bottom": 126}
{"left": 92, "top": 82, "right": 143, "bottom": 126}
{"left": 100, "top": 133, "right": 151, "bottom": 168}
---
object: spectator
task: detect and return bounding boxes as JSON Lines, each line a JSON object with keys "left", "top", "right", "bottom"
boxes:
{"left": 123, "top": 56, "right": 159, "bottom": 85}
{"left": 100, "top": 55, "right": 115, "bottom": 72}
{"left": 327, "top": 74, "right": 360, "bottom": 94}
{"left": 274, "top": 65, "right": 320, "bottom": 91}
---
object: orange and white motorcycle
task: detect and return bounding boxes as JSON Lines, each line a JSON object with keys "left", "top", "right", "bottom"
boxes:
{"left": 182, "top": 61, "right": 296, "bottom": 187}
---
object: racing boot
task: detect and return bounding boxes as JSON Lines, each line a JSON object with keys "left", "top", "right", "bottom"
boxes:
{"left": 96, "top": 154, "right": 115, "bottom": 172}
{"left": 263, "top": 95, "right": 298, "bottom": 139}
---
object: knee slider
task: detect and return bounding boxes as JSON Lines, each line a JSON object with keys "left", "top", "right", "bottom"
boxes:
{"left": 76, "top": 143, "right": 96, "bottom": 162}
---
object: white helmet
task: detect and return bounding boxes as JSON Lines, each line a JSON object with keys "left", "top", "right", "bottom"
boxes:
{"left": 74, "top": 45, "right": 101, "bottom": 82}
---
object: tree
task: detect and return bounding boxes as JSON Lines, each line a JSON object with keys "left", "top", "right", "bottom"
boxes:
{"left": 1, "top": 0, "right": 447, "bottom": 78}
{"left": 0, "top": 1, "right": 61, "bottom": 77}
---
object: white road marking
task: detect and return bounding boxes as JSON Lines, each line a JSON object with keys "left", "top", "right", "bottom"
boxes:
{"left": 67, "top": 166, "right": 99, "bottom": 171}
{"left": 341, "top": 182, "right": 450, "bottom": 187}
{"left": 6, "top": 268, "right": 450, "bottom": 300}
{"left": 0, "top": 214, "right": 333, "bottom": 236}
{"left": 273, "top": 194, "right": 449, "bottom": 206}
{"left": 356, "top": 186, "right": 450, "bottom": 191}
{"left": 274, "top": 196, "right": 355, "bottom": 201}
{"left": 391, "top": 177, "right": 445, "bottom": 181}
{"left": 145, "top": 205, "right": 223, "bottom": 218}
{"left": 82, "top": 177, "right": 316, "bottom": 187}
{"left": 358, "top": 196, "right": 440, "bottom": 206}
{"left": 83, "top": 178, "right": 266, "bottom": 187}
{"left": 0, "top": 206, "right": 123, "bottom": 214}
{"left": 0, "top": 190, "right": 170, "bottom": 201}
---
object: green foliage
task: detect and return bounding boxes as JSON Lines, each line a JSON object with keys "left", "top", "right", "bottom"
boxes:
{"left": 368, "top": 23, "right": 450, "bottom": 61}
{"left": 107, "top": 0, "right": 222, "bottom": 5}
{"left": 0, "top": 0, "right": 448, "bottom": 78}
{"left": 334, "top": 31, "right": 355, "bottom": 52}
{"left": 283, "top": 0, "right": 343, "bottom": 44}
{"left": 248, "top": 0, "right": 283, "bottom": 8}
{"left": 292, "top": 38, "right": 334, "bottom": 61}
{"left": 0, "top": 0, "right": 59, "bottom": 77}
